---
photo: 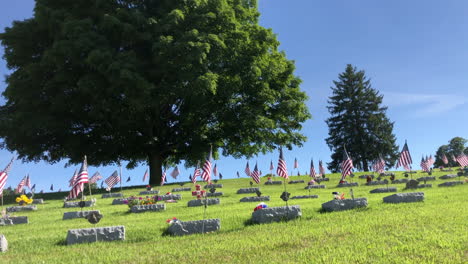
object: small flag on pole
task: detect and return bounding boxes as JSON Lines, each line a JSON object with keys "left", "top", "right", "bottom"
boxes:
{"left": 277, "top": 148, "right": 288, "bottom": 179}
{"left": 170, "top": 166, "right": 180, "bottom": 179}
{"left": 250, "top": 163, "right": 261, "bottom": 184}
{"left": 236, "top": 171, "right": 240, "bottom": 178}
{"left": 310, "top": 159, "right": 317, "bottom": 179}
{"left": 270, "top": 160, "right": 274, "bottom": 171}
{"left": 245, "top": 162, "right": 251, "bottom": 177}
{"left": 200, "top": 148, "right": 212, "bottom": 182}
{"left": 319, "top": 160, "right": 326, "bottom": 176}
{"left": 0, "top": 157, "right": 15, "bottom": 196}
{"left": 213, "top": 163, "right": 218, "bottom": 177}
{"left": 160, "top": 170, "right": 166, "bottom": 186}
{"left": 25, "top": 175, "right": 32, "bottom": 189}
{"left": 192, "top": 162, "right": 201, "bottom": 184}
{"left": 50, "top": 184, "right": 54, "bottom": 191}
{"left": 67, "top": 156, "right": 89, "bottom": 199}
{"left": 294, "top": 158, "right": 298, "bottom": 169}
{"left": 441, "top": 154, "right": 449, "bottom": 165}
{"left": 89, "top": 172, "right": 102, "bottom": 184}
{"left": 143, "top": 169, "right": 149, "bottom": 182}
{"left": 339, "top": 146, "right": 354, "bottom": 183}
{"left": 126, "top": 176, "right": 131, "bottom": 182}
{"left": 105, "top": 171, "right": 120, "bottom": 191}
{"left": 396, "top": 141, "right": 412, "bottom": 171}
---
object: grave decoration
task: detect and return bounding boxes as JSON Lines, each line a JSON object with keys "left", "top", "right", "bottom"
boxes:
{"left": 15, "top": 195, "right": 33, "bottom": 206}
{"left": 253, "top": 202, "right": 268, "bottom": 211}
{"left": 125, "top": 196, "right": 161, "bottom": 208}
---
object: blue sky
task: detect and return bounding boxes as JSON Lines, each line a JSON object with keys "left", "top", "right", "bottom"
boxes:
{"left": 0, "top": 0, "right": 467, "bottom": 192}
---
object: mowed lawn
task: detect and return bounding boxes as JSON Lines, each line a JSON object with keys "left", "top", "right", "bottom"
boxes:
{"left": 1, "top": 170, "right": 467, "bottom": 264}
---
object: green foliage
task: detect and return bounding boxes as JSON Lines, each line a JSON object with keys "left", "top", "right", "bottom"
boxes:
{"left": 0, "top": 0, "right": 310, "bottom": 185}
{"left": 0, "top": 170, "right": 466, "bottom": 263}
{"left": 325, "top": 65, "right": 398, "bottom": 172}
{"left": 434, "top": 137, "right": 467, "bottom": 167}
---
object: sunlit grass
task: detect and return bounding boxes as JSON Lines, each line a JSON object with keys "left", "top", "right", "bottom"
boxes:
{"left": 1, "top": 169, "right": 467, "bottom": 263}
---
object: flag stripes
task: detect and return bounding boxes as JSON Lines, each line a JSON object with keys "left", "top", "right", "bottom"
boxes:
{"left": 0, "top": 157, "right": 15, "bottom": 196}
{"left": 251, "top": 163, "right": 261, "bottom": 184}
{"left": 397, "top": 141, "right": 412, "bottom": 171}
{"left": 201, "top": 148, "right": 212, "bottom": 182}
{"left": 340, "top": 147, "right": 354, "bottom": 182}
{"left": 105, "top": 171, "right": 120, "bottom": 191}
{"left": 67, "top": 156, "right": 89, "bottom": 199}
{"left": 276, "top": 148, "right": 288, "bottom": 179}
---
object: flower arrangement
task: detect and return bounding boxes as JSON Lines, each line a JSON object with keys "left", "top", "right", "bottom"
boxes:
{"left": 146, "top": 185, "right": 152, "bottom": 191}
{"left": 125, "top": 196, "right": 161, "bottom": 208}
{"left": 16, "top": 195, "right": 33, "bottom": 205}
{"left": 333, "top": 192, "right": 345, "bottom": 200}
{"left": 166, "top": 217, "right": 179, "bottom": 224}
{"left": 253, "top": 202, "right": 268, "bottom": 211}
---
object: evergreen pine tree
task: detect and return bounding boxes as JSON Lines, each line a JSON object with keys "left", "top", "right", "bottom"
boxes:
{"left": 325, "top": 64, "right": 398, "bottom": 172}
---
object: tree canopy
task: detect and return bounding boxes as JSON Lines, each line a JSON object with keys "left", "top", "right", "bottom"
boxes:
{"left": 325, "top": 64, "right": 398, "bottom": 172}
{"left": 0, "top": 0, "right": 310, "bottom": 184}
{"left": 434, "top": 137, "right": 467, "bottom": 167}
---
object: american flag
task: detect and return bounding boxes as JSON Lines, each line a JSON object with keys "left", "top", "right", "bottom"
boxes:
{"left": 15, "top": 176, "right": 26, "bottom": 194}
{"left": 89, "top": 172, "right": 102, "bottom": 184}
{"left": 428, "top": 155, "right": 435, "bottom": 167}
{"left": 170, "top": 166, "right": 179, "bottom": 179}
{"left": 50, "top": 184, "right": 54, "bottom": 191}
{"left": 397, "top": 141, "right": 412, "bottom": 171}
{"left": 192, "top": 162, "right": 201, "bottom": 184}
{"left": 420, "top": 156, "right": 430, "bottom": 172}
{"left": 340, "top": 147, "right": 354, "bottom": 182}
{"left": 244, "top": 162, "right": 251, "bottom": 177}
{"left": 441, "top": 154, "right": 449, "bottom": 165}
{"left": 294, "top": 158, "right": 299, "bottom": 169}
{"left": 250, "top": 162, "right": 261, "bottom": 184}
{"left": 319, "top": 160, "right": 326, "bottom": 176}
{"left": 270, "top": 160, "right": 274, "bottom": 171}
{"left": 25, "top": 175, "right": 31, "bottom": 189}
{"left": 372, "top": 156, "right": 385, "bottom": 174}
{"left": 105, "top": 170, "right": 120, "bottom": 191}
{"left": 276, "top": 148, "right": 288, "bottom": 179}
{"left": 213, "top": 163, "right": 218, "bottom": 177}
{"left": 0, "top": 157, "right": 15, "bottom": 196}
{"left": 236, "top": 171, "right": 240, "bottom": 178}
{"left": 143, "top": 169, "right": 149, "bottom": 182}
{"left": 200, "top": 148, "right": 212, "bottom": 182}
{"left": 160, "top": 170, "right": 166, "bottom": 186}
{"left": 67, "top": 156, "right": 89, "bottom": 199}
{"left": 126, "top": 176, "right": 131, "bottom": 182}
{"left": 69, "top": 169, "right": 78, "bottom": 187}
{"left": 456, "top": 154, "right": 468, "bottom": 167}
{"left": 310, "top": 159, "right": 317, "bottom": 179}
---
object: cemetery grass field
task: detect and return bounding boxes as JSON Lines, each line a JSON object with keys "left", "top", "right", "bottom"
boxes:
{"left": 1, "top": 170, "right": 467, "bottom": 264}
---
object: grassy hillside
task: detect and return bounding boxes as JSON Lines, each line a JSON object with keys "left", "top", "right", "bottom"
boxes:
{"left": 1, "top": 169, "right": 467, "bottom": 264}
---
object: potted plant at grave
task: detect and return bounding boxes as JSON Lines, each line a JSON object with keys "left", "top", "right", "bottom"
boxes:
{"left": 15, "top": 194, "right": 33, "bottom": 206}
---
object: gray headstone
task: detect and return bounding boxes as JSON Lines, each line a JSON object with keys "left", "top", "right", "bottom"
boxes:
{"left": 63, "top": 199, "right": 96, "bottom": 208}
{"left": 139, "top": 190, "right": 160, "bottom": 195}
{"left": 415, "top": 184, "right": 432, "bottom": 189}
{"left": 130, "top": 204, "right": 166, "bottom": 213}
{"left": 159, "top": 194, "right": 181, "bottom": 200}
{"left": 0, "top": 235, "right": 7, "bottom": 252}
{"left": 336, "top": 182, "right": 359, "bottom": 188}
{"left": 380, "top": 173, "right": 395, "bottom": 177}
{"left": 290, "top": 195, "right": 318, "bottom": 199}
{"left": 365, "top": 181, "right": 388, "bottom": 186}
{"left": 321, "top": 198, "right": 368, "bottom": 212}
{"left": 383, "top": 192, "right": 424, "bottom": 203}
{"left": 187, "top": 198, "right": 220, "bottom": 207}
{"left": 6, "top": 205, "right": 37, "bottom": 212}
{"left": 416, "top": 176, "right": 436, "bottom": 182}
{"left": 251, "top": 205, "right": 302, "bottom": 224}
{"left": 438, "top": 181, "right": 463, "bottom": 187}
{"left": 32, "top": 199, "right": 44, "bottom": 204}
{"left": 206, "top": 192, "right": 223, "bottom": 197}
{"left": 288, "top": 180, "right": 305, "bottom": 184}
{"left": 439, "top": 174, "right": 457, "bottom": 180}
{"left": 167, "top": 219, "right": 220, "bottom": 236}
{"left": 370, "top": 187, "right": 397, "bottom": 193}
{"left": 0, "top": 216, "right": 28, "bottom": 226}
{"left": 204, "top": 184, "right": 223, "bottom": 189}
{"left": 63, "top": 210, "right": 101, "bottom": 220}
{"left": 318, "top": 178, "right": 330, "bottom": 181}
{"left": 171, "top": 187, "right": 191, "bottom": 192}
{"left": 101, "top": 193, "right": 124, "bottom": 198}
{"left": 66, "top": 226, "right": 125, "bottom": 245}
{"left": 405, "top": 179, "right": 420, "bottom": 189}
{"left": 240, "top": 196, "right": 270, "bottom": 202}
{"left": 112, "top": 198, "right": 127, "bottom": 205}
{"left": 265, "top": 181, "right": 283, "bottom": 185}
{"left": 391, "top": 179, "right": 409, "bottom": 184}
{"left": 305, "top": 185, "right": 326, "bottom": 189}
{"left": 236, "top": 188, "right": 260, "bottom": 194}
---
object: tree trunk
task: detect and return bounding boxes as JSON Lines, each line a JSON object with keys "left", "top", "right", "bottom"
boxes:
{"left": 148, "top": 153, "right": 163, "bottom": 186}
{"left": 362, "top": 159, "right": 369, "bottom": 172}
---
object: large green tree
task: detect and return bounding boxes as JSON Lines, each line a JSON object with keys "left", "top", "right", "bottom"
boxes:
{"left": 0, "top": 0, "right": 310, "bottom": 185}
{"left": 325, "top": 64, "right": 398, "bottom": 172}
{"left": 434, "top": 137, "right": 467, "bottom": 167}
